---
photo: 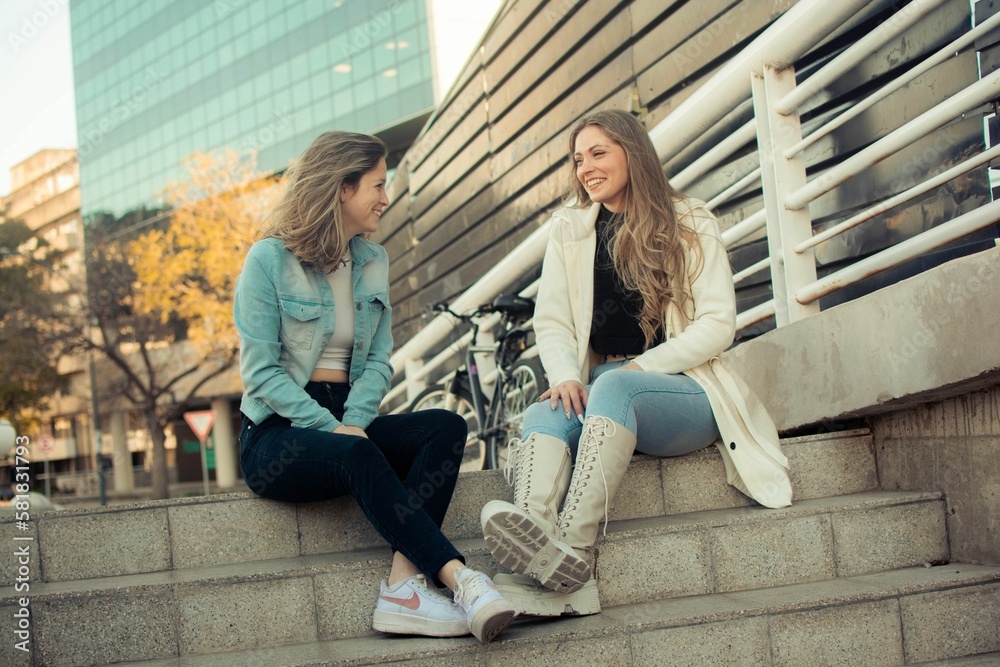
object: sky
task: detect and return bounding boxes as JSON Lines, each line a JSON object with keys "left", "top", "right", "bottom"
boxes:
{"left": 0, "top": 0, "right": 77, "bottom": 197}
{"left": 0, "top": 0, "right": 501, "bottom": 199}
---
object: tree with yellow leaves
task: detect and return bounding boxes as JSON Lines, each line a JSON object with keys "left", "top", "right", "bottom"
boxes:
{"left": 85, "top": 149, "right": 277, "bottom": 499}
{"left": 132, "top": 149, "right": 274, "bottom": 352}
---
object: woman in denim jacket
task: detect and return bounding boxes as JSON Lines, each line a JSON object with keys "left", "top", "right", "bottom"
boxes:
{"left": 234, "top": 131, "right": 514, "bottom": 643}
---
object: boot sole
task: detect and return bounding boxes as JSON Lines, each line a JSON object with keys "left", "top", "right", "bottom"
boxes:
{"left": 482, "top": 509, "right": 591, "bottom": 594}
{"left": 495, "top": 578, "right": 601, "bottom": 617}
{"left": 468, "top": 599, "right": 517, "bottom": 643}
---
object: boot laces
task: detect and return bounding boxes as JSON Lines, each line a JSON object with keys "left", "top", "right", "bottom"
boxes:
{"left": 558, "top": 416, "right": 615, "bottom": 538}
{"left": 504, "top": 437, "right": 533, "bottom": 510}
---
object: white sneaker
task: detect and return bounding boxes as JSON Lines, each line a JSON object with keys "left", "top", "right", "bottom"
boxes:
{"left": 453, "top": 568, "right": 517, "bottom": 643}
{"left": 372, "top": 574, "right": 469, "bottom": 637}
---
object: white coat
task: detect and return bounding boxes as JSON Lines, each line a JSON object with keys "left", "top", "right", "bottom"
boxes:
{"left": 533, "top": 198, "right": 792, "bottom": 508}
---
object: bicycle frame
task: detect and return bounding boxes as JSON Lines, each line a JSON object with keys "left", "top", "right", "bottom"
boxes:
{"left": 438, "top": 302, "right": 534, "bottom": 455}
{"left": 452, "top": 325, "right": 498, "bottom": 448}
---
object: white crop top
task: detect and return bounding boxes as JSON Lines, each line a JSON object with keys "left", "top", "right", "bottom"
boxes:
{"left": 314, "top": 257, "right": 354, "bottom": 372}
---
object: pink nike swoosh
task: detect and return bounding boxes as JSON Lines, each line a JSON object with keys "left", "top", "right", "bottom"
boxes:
{"left": 380, "top": 592, "right": 420, "bottom": 610}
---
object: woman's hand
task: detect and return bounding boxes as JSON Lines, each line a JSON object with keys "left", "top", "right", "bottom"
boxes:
{"left": 333, "top": 424, "right": 368, "bottom": 439}
{"left": 537, "top": 380, "right": 588, "bottom": 422}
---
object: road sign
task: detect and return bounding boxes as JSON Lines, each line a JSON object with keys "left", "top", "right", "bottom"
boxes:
{"left": 38, "top": 433, "right": 56, "bottom": 454}
{"left": 183, "top": 411, "right": 216, "bottom": 442}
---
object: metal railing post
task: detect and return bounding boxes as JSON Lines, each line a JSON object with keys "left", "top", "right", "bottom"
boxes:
{"left": 403, "top": 358, "right": 426, "bottom": 405}
{"left": 752, "top": 64, "right": 820, "bottom": 327}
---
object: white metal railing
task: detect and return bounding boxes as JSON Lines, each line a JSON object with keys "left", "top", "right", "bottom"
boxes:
{"left": 384, "top": 0, "right": 1000, "bottom": 409}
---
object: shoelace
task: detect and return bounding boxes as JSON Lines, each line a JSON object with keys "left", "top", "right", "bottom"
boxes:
{"left": 504, "top": 438, "right": 533, "bottom": 509}
{"left": 559, "top": 416, "right": 615, "bottom": 538}
{"left": 502, "top": 438, "right": 521, "bottom": 486}
{"left": 408, "top": 575, "right": 454, "bottom": 604}
{"left": 454, "top": 571, "right": 488, "bottom": 610}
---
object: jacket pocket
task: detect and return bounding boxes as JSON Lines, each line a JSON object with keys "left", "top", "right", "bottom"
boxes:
{"left": 278, "top": 296, "right": 321, "bottom": 351}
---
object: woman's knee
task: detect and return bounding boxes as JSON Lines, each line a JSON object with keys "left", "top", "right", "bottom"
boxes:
{"left": 522, "top": 401, "right": 551, "bottom": 424}
{"left": 589, "top": 368, "right": 635, "bottom": 398}
{"left": 521, "top": 401, "right": 579, "bottom": 441}
{"left": 432, "top": 408, "right": 469, "bottom": 442}
{"left": 587, "top": 371, "right": 634, "bottom": 414}
{"left": 410, "top": 408, "right": 467, "bottom": 460}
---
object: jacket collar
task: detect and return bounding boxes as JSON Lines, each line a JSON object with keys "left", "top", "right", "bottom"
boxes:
{"left": 348, "top": 235, "right": 380, "bottom": 266}
{"left": 561, "top": 202, "right": 602, "bottom": 242}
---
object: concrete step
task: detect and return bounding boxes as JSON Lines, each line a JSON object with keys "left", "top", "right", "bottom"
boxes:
{"left": 0, "top": 491, "right": 950, "bottom": 665}
{"left": 913, "top": 654, "right": 1000, "bottom": 666}
{"left": 0, "top": 429, "right": 878, "bottom": 584}
{"left": 97, "top": 564, "right": 1000, "bottom": 667}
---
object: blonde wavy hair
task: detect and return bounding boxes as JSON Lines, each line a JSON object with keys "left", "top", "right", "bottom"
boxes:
{"left": 568, "top": 110, "right": 704, "bottom": 347}
{"left": 261, "top": 131, "right": 388, "bottom": 273}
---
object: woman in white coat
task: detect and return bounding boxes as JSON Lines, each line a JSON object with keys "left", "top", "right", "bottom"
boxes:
{"left": 481, "top": 109, "right": 792, "bottom": 616}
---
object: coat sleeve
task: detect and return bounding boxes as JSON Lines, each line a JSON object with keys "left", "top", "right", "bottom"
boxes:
{"left": 533, "top": 217, "right": 584, "bottom": 386}
{"left": 633, "top": 204, "right": 737, "bottom": 375}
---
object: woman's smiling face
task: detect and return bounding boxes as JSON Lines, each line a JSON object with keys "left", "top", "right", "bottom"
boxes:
{"left": 574, "top": 125, "right": 629, "bottom": 213}
{"left": 340, "top": 158, "right": 389, "bottom": 237}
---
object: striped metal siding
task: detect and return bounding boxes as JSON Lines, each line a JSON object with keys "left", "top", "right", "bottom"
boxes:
{"left": 374, "top": 0, "right": 987, "bottom": 346}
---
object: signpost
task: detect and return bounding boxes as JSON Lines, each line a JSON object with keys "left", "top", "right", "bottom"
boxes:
{"left": 38, "top": 433, "right": 55, "bottom": 497}
{"left": 183, "top": 411, "right": 216, "bottom": 496}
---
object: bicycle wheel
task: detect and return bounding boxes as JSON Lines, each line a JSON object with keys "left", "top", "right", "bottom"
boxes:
{"left": 486, "top": 356, "right": 547, "bottom": 470}
{"left": 407, "top": 384, "right": 486, "bottom": 472}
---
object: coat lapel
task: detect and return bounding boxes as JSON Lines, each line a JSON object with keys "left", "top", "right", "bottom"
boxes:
{"left": 564, "top": 204, "right": 600, "bottom": 374}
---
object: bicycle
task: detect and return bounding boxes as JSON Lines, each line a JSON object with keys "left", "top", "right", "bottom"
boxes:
{"left": 405, "top": 294, "right": 547, "bottom": 472}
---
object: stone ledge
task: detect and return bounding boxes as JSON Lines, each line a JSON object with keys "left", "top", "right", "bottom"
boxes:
{"left": 82, "top": 564, "right": 1000, "bottom": 667}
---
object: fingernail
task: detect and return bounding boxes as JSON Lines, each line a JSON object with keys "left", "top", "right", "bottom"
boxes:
{"left": 577, "top": 413, "right": 585, "bottom": 424}
{"left": 564, "top": 411, "right": 572, "bottom": 419}
{"left": 550, "top": 403, "right": 557, "bottom": 410}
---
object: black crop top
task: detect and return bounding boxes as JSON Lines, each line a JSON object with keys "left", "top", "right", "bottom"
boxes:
{"left": 590, "top": 206, "right": 663, "bottom": 355}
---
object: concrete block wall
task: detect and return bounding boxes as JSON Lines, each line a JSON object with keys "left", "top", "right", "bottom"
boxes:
{"left": 872, "top": 384, "right": 1000, "bottom": 565}
{"left": 727, "top": 246, "right": 1000, "bottom": 567}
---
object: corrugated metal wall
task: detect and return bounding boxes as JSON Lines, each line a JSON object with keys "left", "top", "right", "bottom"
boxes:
{"left": 374, "top": 0, "right": 990, "bottom": 347}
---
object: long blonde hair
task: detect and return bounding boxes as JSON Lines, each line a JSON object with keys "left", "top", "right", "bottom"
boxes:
{"left": 568, "top": 110, "right": 703, "bottom": 347}
{"left": 261, "top": 131, "right": 387, "bottom": 273}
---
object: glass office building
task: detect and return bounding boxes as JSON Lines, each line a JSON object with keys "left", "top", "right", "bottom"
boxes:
{"left": 69, "top": 0, "right": 435, "bottom": 220}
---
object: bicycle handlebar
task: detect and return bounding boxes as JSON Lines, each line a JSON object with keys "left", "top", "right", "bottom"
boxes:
{"left": 432, "top": 300, "right": 494, "bottom": 320}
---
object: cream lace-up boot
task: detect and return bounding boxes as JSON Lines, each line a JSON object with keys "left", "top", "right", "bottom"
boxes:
{"left": 548, "top": 415, "right": 637, "bottom": 592}
{"left": 487, "top": 434, "right": 602, "bottom": 616}
{"left": 498, "top": 432, "right": 572, "bottom": 534}
{"left": 480, "top": 433, "right": 575, "bottom": 586}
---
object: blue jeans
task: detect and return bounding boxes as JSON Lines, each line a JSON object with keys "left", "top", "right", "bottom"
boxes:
{"left": 240, "top": 382, "right": 467, "bottom": 586}
{"left": 522, "top": 361, "right": 720, "bottom": 458}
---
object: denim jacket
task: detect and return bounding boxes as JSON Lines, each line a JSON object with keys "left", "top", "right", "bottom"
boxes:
{"left": 234, "top": 236, "right": 394, "bottom": 431}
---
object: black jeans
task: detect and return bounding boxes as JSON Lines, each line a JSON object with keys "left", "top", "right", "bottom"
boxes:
{"left": 240, "top": 382, "right": 467, "bottom": 585}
